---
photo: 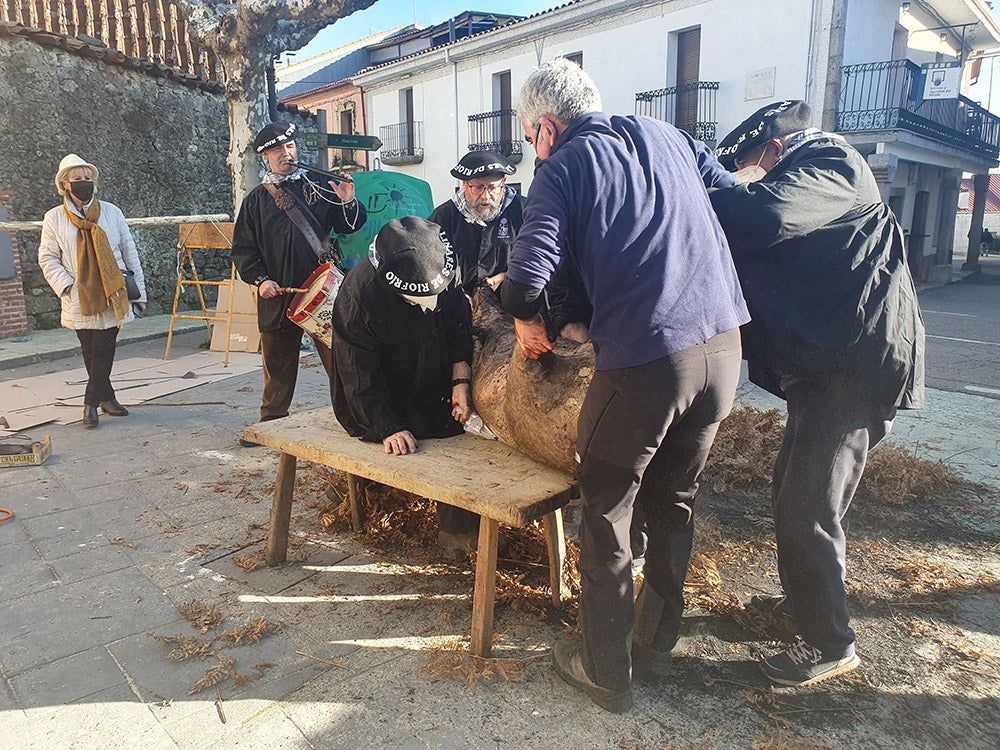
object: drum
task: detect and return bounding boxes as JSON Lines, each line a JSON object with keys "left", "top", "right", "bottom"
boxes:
{"left": 286, "top": 262, "right": 344, "bottom": 348}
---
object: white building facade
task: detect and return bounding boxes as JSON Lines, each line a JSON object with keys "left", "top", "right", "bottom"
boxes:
{"left": 353, "top": 0, "right": 1000, "bottom": 280}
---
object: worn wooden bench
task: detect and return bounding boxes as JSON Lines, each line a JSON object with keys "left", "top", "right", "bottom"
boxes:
{"left": 244, "top": 407, "right": 576, "bottom": 657}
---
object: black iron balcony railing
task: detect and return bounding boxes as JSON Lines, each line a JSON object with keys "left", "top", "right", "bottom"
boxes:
{"left": 468, "top": 109, "right": 523, "bottom": 162}
{"left": 378, "top": 121, "right": 424, "bottom": 165}
{"left": 838, "top": 60, "right": 1000, "bottom": 158}
{"left": 635, "top": 81, "right": 719, "bottom": 144}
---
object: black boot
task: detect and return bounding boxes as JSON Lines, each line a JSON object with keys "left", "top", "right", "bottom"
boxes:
{"left": 100, "top": 399, "right": 129, "bottom": 416}
{"left": 82, "top": 405, "right": 99, "bottom": 428}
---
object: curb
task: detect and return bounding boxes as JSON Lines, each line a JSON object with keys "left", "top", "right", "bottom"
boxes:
{"left": 0, "top": 321, "right": 207, "bottom": 370}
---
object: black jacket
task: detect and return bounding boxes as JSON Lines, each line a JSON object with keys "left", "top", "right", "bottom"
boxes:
{"left": 429, "top": 195, "right": 524, "bottom": 295}
{"left": 710, "top": 135, "right": 924, "bottom": 409}
{"left": 231, "top": 178, "right": 366, "bottom": 331}
{"left": 329, "top": 258, "right": 474, "bottom": 443}
{"left": 431, "top": 193, "right": 593, "bottom": 334}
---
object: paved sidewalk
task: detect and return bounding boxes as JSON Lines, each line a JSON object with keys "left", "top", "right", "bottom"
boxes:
{"left": 0, "top": 314, "right": 206, "bottom": 370}
{"left": 1, "top": 308, "right": 998, "bottom": 749}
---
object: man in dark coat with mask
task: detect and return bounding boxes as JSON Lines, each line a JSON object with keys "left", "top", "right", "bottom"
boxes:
{"left": 231, "top": 122, "right": 365, "bottom": 443}
{"left": 711, "top": 100, "right": 925, "bottom": 687}
{"left": 329, "top": 216, "right": 479, "bottom": 547}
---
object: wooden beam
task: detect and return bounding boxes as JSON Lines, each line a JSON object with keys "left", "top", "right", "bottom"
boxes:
{"left": 542, "top": 509, "right": 568, "bottom": 605}
{"left": 470, "top": 517, "right": 499, "bottom": 657}
{"left": 265, "top": 452, "right": 297, "bottom": 566}
{"left": 0, "top": 213, "right": 230, "bottom": 233}
{"left": 347, "top": 473, "right": 365, "bottom": 532}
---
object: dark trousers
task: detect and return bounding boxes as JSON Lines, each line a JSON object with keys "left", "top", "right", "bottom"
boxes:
{"left": 575, "top": 329, "right": 742, "bottom": 691}
{"left": 76, "top": 328, "right": 119, "bottom": 406}
{"left": 773, "top": 381, "right": 892, "bottom": 657}
{"left": 437, "top": 505, "right": 480, "bottom": 535}
{"left": 259, "top": 317, "right": 333, "bottom": 421}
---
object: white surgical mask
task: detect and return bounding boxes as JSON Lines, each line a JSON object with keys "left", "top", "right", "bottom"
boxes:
{"left": 734, "top": 148, "right": 768, "bottom": 184}
{"left": 734, "top": 164, "right": 767, "bottom": 184}
{"left": 401, "top": 294, "right": 438, "bottom": 311}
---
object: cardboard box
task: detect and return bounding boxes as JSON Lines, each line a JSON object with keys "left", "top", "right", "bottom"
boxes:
{"left": 0, "top": 435, "right": 52, "bottom": 467}
{"left": 210, "top": 281, "right": 261, "bottom": 354}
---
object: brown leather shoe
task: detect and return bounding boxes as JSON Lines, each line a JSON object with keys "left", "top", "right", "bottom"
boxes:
{"left": 82, "top": 405, "right": 99, "bottom": 428}
{"left": 100, "top": 399, "right": 129, "bottom": 416}
{"left": 552, "top": 636, "right": 633, "bottom": 713}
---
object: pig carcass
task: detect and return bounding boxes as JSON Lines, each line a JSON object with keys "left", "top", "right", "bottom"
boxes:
{"left": 470, "top": 289, "right": 594, "bottom": 475}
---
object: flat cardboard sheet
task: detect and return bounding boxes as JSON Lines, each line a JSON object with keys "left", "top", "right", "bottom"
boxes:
{"left": 1, "top": 350, "right": 263, "bottom": 433}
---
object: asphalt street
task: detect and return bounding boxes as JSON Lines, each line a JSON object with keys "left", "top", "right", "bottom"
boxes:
{"left": 919, "top": 255, "right": 1000, "bottom": 399}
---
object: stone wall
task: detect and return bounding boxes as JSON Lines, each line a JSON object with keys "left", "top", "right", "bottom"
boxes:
{"left": 0, "top": 29, "right": 232, "bottom": 329}
{"left": 0, "top": 191, "right": 30, "bottom": 339}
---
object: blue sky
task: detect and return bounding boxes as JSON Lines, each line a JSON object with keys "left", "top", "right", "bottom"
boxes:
{"left": 290, "top": 0, "right": 560, "bottom": 60}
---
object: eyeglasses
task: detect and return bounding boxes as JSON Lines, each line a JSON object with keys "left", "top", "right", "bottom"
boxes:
{"left": 525, "top": 122, "right": 542, "bottom": 147}
{"left": 466, "top": 182, "right": 505, "bottom": 196}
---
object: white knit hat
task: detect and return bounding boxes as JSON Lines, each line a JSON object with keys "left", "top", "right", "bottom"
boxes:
{"left": 55, "top": 154, "right": 100, "bottom": 195}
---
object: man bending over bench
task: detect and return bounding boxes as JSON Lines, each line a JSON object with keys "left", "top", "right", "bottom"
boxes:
{"left": 329, "top": 216, "right": 481, "bottom": 553}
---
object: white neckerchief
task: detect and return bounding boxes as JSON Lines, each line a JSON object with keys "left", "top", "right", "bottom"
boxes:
{"left": 776, "top": 128, "right": 846, "bottom": 166}
{"left": 452, "top": 185, "right": 514, "bottom": 227}
{"left": 262, "top": 168, "right": 307, "bottom": 185}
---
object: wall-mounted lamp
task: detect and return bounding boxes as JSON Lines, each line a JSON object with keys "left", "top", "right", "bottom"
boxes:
{"left": 901, "top": 1, "right": 911, "bottom": 13}
{"left": 941, "top": 32, "right": 949, "bottom": 43}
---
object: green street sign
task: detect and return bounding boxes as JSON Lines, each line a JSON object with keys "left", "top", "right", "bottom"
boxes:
{"left": 325, "top": 133, "right": 383, "bottom": 151}
{"left": 304, "top": 133, "right": 319, "bottom": 148}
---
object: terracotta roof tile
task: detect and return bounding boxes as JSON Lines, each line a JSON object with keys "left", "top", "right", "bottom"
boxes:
{"left": 959, "top": 174, "right": 1000, "bottom": 213}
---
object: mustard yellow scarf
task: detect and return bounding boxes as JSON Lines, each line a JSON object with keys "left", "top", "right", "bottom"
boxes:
{"left": 63, "top": 200, "right": 129, "bottom": 321}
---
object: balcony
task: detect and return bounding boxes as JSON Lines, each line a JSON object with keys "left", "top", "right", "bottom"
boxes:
{"left": 635, "top": 81, "right": 719, "bottom": 145}
{"left": 467, "top": 109, "right": 523, "bottom": 162}
{"left": 378, "top": 121, "right": 424, "bottom": 165}
{"left": 837, "top": 60, "right": 1000, "bottom": 159}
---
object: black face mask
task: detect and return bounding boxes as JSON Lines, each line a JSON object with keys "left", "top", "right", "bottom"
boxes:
{"left": 69, "top": 180, "right": 95, "bottom": 202}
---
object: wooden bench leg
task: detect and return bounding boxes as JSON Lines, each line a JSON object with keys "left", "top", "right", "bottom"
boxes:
{"left": 347, "top": 473, "right": 365, "bottom": 532}
{"left": 265, "top": 452, "right": 297, "bottom": 567}
{"left": 542, "top": 509, "right": 569, "bottom": 605}
{"left": 470, "top": 517, "right": 500, "bottom": 658}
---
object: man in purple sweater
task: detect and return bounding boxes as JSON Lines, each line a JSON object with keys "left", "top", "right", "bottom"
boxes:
{"left": 501, "top": 59, "right": 750, "bottom": 712}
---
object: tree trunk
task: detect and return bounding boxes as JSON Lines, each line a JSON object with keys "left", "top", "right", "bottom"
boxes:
{"left": 471, "top": 289, "right": 594, "bottom": 475}
{"left": 220, "top": 56, "right": 271, "bottom": 210}
{"left": 178, "top": 0, "right": 378, "bottom": 213}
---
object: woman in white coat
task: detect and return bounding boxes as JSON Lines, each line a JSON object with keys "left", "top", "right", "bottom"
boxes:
{"left": 38, "top": 154, "right": 147, "bottom": 428}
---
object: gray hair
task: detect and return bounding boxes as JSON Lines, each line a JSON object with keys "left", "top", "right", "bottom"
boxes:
{"left": 518, "top": 57, "right": 603, "bottom": 127}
